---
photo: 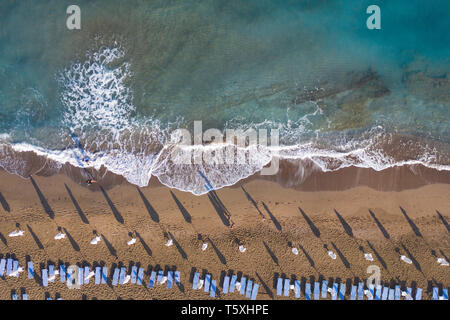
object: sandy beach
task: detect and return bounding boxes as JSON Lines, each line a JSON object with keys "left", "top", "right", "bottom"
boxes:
{"left": 0, "top": 167, "right": 448, "bottom": 300}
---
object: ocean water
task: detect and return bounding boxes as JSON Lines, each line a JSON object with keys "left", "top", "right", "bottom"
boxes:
{"left": 0, "top": 0, "right": 449, "bottom": 194}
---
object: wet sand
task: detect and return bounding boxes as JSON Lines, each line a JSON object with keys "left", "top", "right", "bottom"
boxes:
{"left": 0, "top": 168, "right": 448, "bottom": 300}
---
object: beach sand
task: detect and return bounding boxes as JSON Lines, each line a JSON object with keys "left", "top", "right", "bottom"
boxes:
{"left": 0, "top": 168, "right": 448, "bottom": 300}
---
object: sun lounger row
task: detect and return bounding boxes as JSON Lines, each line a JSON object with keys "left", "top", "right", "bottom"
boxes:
{"left": 222, "top": 273, "right": 259, "bottom": 300}
{"left": 0, "top": 257, "right": 21, "bottom": 277}
{"left": 274, "top": 277, "right": 446, "bottom": 300}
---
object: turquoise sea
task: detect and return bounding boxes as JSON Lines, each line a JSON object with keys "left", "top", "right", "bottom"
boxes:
{"left": 0, "top": 0, "right": 449, "bottom": 194}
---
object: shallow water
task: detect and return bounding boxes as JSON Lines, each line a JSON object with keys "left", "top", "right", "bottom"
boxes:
{"left": 0, "top": 0, "right": 449, "bottom": 194}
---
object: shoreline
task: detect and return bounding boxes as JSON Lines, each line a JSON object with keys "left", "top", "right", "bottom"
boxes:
{"left": 0, "top": 168, "right": 448, "bottom": 300}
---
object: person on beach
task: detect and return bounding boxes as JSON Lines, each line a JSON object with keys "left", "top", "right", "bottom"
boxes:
{"left": 86, "top": 178, "right": 97, "bottom": 185}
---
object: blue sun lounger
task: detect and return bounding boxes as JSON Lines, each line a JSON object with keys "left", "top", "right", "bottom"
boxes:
{"left": 22, "top": 294, "right": 28, "bottom": 300}
{"left": 332, "top": 283, "right": 338, "bottom": 300}
{"left": 101, "top": 267, "right": 108, "bottom": 284}
{"left": 388, "top": 288, "right": 395, "bottom": 300}
{"left": 60, "top": 265, "right": 66, "bottom": 283}
{"left": 84, "top": 266, "right": 90, "bottom": 284}
{"left": 240, "top": 277, "right": 247, "bottom": 295}
{"left": 405, "top": 287, "right": 412, "bottom": 300}
{"left": 246, "top": 280, "right": 253, "bottom": 298}
{"left": 13, "top": 260, "right": 19, "bottom": 277}
{"left": 284, "top": 279, "right": 290, "bottom": 297}
{"left": 95, "top": 267, "right": 101, "bottom": 285}
{"left": 314, "top": 282, "right": 320, "bottom": 300}
{"left": 223, "top": 276, "right": 230, "bottom": 294}
{"left": 0, "top": 258, "right": 6, "bottom": 276}
{"left": 131, "top": 266, "right": 137, "bottom": 284}
{"left": 432, "top": 287, "right": 439, "bottom": 300}
{"left": 27, "top": 261, "right": 34, "bottom": 279}
{"left": 350, "top": 285, "right": 357, "bottom": 300}
{"left": 42, "top": 269, "right": 48, "bottom": 287}
{"left": 294, "top": 280, "right": 301, "bottom": 298}
{"left": 338, "top": 283, "right": 346, "bottom": 300}
{"left": 204, "top": 274, "right": 211, "bottom": 292}
{"left": 210, "top": 280, "right": 217, "bottom": 298}
{"left": 305, "top": 283, "right": 311, "bottom": 300}
{"left": 395, "top": 285, "right": 401, "bottom": 300}
{"left": 367, "top": 284, "right": 374, "bottom": 300}
{"left": 381, "top": 287, "right": 389, "bottom": 300}
{"left": 175, "top": 271, "right": 181, "bottom": 286}
{"left": 415, "top": 288, "right": 422, "bottom": 300}
{"left": 48, "top": 264, "right": 54, "bottom": 282}
{"left": 78, "top": 267, "right": 84, "bottom": 286}
{"left": 192, "top": 272, "right": 200, "bottom": 290}
{"left": 148, "top": 271, "right": 157, "bottom": 288}
{"left": 375, "top": 285, "right": 382, "bottom": 300}
{"left": 276, "top": 278, "right": 283, "bottom": 296}
{"left": 12, "top": 293, "right": 18, "bottom": 300}
{"left": 112, "top": 268, "right": 119, "bottom": 286}
{"left": 137, "top": 268, "right": 144, "bottom": 286}
{"left": 321, "top": 280, "right": 328, "bottom": 298}
{"left": 66, "top": 268, "right": 73, "bottom": 286}
{"left": 357, "top": 282, "right": 364, "bottom": 300}
{"left": 229, "top": 275, "right": 237, "bottom": 292}
{"left": 119, "top": 267, "right": 126, "bottom": 285}
{"left": 6, "top": 258, "right": 13, "bottom": 276}
{"left": 156, "top": 270, "right": 164, "bottom": 284}
{"left": 251, "top": 283, "right": 259, "bottom": 300}
{"left": 442, "top": 289, "right": 448, "bottom": 300}
{"left": 167, "top": 271, "right": 174, "bottom": 289}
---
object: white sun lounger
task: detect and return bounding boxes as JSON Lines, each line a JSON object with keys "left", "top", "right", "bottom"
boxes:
{"left": 204, "top": 274, "right": 211, "bottom": 292}
{"left": 78, "top": 267, "right": 84, "bottom": 286}
{"left": 240, "top": 277, "right": 247, "bottom": 295}
{"left": 27, "top": 261, "right": 34, "bottom": 279}
{"left": 192, "top": 272, "right": 200, "bottom": 290}
{"left": 415, "top": 288, "right": 422, "bottom": 300}
{"left": 314, "top": 282, "right": 320, "bottom": 300}
{"left": 338, "top": 283, "right": 346, "bottom": 300}
{"left": 112, "top": 268, "right": 119, "bottom": 286}
{"left": 357, "top": 282, "right": 364, "bottom": 300}
{"left": 276, "top": 277, "right": 283, "bottom": 296}
{"left": 332, "top": 283, "right": 338, "bottom": 300}
{"left": 167, "top": 271, "right": 174, "bottom": 289}
{"left": 48, "top": 264, "right": 54, "bottom": 282}
{"left": 60, "top": 265, "right": 66, "bottom": 283}
{"left": 137, "top": 268, "right": 144, "bottom": 286}
{"left": 0, "top": 259, "right": 6, "bottom": 276}
{"left": 405, "top": 287, "right": 412, "bottom": 300}
{"left": 350, "top": 285, "right": 357, "bottom": 300}
{"left": 13, "top": 260, "right": 19, "bottom": 277}
{"left": 42, "top": 269, "right": 48, "bottom": 287}
{"left": 229, "top": 274, "right": 237, "bottom": 292}
{"left": 119, "top": 267, "right": 126, "bottom": 284}
{"left": 381, "top": 287, "right": 389, "bottom": 300}
{"left": 22, "top": 294, "right": 28, "bottom": 300}
{"left": 95, "top": 267, "right": 101, "bottom": 285}
{"left": 395, "top": 285, "right": 401, "bottom": 300}
{"left": 101, "top": 267, "right": 108, "bottom": 284}
{"left": 251, "top": 283, "right": 259, "bottom": 300}
{"left": 294, "top": 280, "right": 301, "bottom": 298}
{"left": 388, "top": 288, "right": 395, "bottom": 300}
{"left": 223, "top": 276, "right": 230, "bottom": 294}
{"left": 84, "top": 266, "right": 90, "bottom": 284}
{"left": 6, "top": 258, "right": 13, "bottom": 276}
{"left": 210, "top": 280, "right": 217, "bottom": 298}
{"left": 246, "top": 280, "right": 253, "bottom": 298}
{"left": 305, "top": 283, "right": 311, "bottom": 300}
{"left": 131, "top": 266, "right": 137, "bottom": 284}
{"left": 321, "top": 280, "right": 328, "bottom": 298}
{"left": 284, "top": 279, "right": 290, "bottom": 297}
{"left": 432, "top": 287, "right": 439, "bottom": 300}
